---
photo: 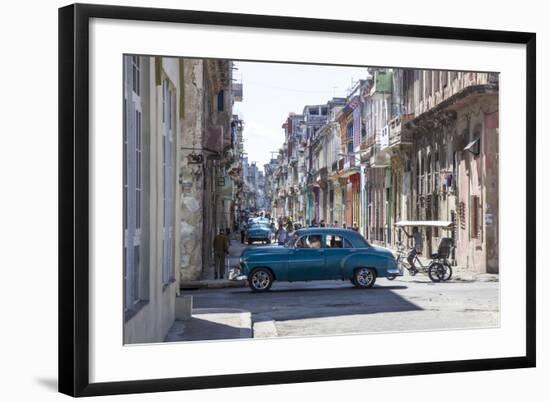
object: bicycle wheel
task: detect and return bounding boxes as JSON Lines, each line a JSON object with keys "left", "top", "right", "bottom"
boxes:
{"left": 442, "top": 262, "right": 453, "bottom": 281}
{"left": 428, "top": 262, "right": 447, "bottom": 282}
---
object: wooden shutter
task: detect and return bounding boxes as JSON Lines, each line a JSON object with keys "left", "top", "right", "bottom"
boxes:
{"left": 470, "top": 195, "right": 480, "bottom": 239}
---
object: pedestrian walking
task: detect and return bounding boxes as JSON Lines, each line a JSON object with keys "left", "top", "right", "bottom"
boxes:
{"left": 213, "top": 229, "right": 229, "bottom": 279}
{"left": 333, "top": 220, "right": 339, "bottom": 227}
{"left": 320, "top": 220, "right": 326, "bottom": 227}
{"left": 352, "top": 222, "right": 359, "bottom": 232}
{"left": 275, "top": 224, "right": 288, "bottom": 245}
{"left": 286, "top": 220, "right": 294, "bottom": 233}
{"left": 240, "top": 221, "right": 246, "bottom": 244}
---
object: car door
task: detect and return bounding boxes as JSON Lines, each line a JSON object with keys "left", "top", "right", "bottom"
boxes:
{"left": 288, "top": 234, "right": 325, "bottom": 281}
{"left": 323, "top": 234, "right": 354, "bottom": 279}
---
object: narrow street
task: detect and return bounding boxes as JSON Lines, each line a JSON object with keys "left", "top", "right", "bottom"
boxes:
{"left": 178, "top": 242, "right": 499, "bottom": 340}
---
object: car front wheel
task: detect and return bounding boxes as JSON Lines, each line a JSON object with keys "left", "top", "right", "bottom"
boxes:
{"left": 353, "top": 267, "right": 376, "bottom": 289}
{"left": 249, "top": 268, "right": 274, "bottom": 292}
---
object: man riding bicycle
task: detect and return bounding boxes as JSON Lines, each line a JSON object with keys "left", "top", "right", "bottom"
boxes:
{"left": 403, "top": 226, "right": 423, "bottom": 275}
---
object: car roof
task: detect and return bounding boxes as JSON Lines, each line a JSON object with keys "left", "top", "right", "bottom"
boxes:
{"left": 294, "top": 227, "right": 358, "bottom": 236}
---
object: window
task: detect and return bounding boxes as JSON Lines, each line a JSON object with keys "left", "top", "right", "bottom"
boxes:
{"left": 418, "top": 70, "right": 424, "bottom": 102}
{"left": 296, "top": 235, "right": 323, "bottom": 249}
{"left": 346, "top": 122, "right": 353, "bottom": 154}
{"left": 427, "top": 153, "right": 432, "bottom": 193}
{"left": 131, "top": 56, "right": 140, "bottom": 95}
{"left": 162, "top": 79, "right": 175, "bottom": 286}
{"left": 325, "top": 235, "right": 352, "bottom": 248}
{"left": 404, "top": 159, "right": 412, "bottom": 172}
{"left": 132, "top": 245, "right": 141, "bottom": 304}
{"left": 124, "top": 60, "right": 148, "bottom": 314}
{"left": 425, "top": 71, "right": 432, "bottom": 98}
{"left": 135, "top": 110, "right": 142, "bottom": 229}
{"left": 123, "top": 99, "right": 128, "bottom": 232}
{"left": 470, "top": 195, "right": 481, "bottom": 239}
{"left": 217, "top": 90, "right": 224, "bottom": 112}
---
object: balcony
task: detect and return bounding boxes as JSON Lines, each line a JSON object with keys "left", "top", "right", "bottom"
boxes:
{"left": 344, "top": 156, "right": 356, "bottom": 170}
{"left": 388, "top": 114, "right": 414, "bottom": 148}
{"left": 232, "top": 83, "right": 243, "bottom": 102}
{"left": 369, "top": 146, "right": 391, "bottom": 168}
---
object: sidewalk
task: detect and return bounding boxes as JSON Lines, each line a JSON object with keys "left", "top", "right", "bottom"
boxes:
{"left": 165, "top": 308, "right": 252, "bottom": 342}
{"left": 180, "top": 238, "right": 248, "bottom": 289}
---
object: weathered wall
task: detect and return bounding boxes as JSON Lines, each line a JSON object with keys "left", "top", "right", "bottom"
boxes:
{"left": 179, "top": 59, "right": 205, "bottom": 282}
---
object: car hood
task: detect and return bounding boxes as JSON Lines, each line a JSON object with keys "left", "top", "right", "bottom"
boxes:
{"left": 241, "top": 245, "right": 288, "bottom": 259}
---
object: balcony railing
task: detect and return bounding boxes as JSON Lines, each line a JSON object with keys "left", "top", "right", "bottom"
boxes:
{"left": 344, "top": 155, "right": 356, "bottom": 170}
{"left": 388, "top": 113, "right": 414, "bottom": 147}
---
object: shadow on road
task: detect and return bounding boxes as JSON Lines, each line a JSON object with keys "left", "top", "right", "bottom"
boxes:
{"left": 186, "top": 282, "right": 423, "bottom": 325}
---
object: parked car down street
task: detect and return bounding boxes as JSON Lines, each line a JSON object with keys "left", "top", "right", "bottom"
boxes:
{"left": 245, "top": 223, "right": 274, "bottom": 245}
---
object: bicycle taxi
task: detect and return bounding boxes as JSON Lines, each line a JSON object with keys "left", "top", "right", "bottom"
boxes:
{"left": 392, "top": 220, "right": 455, "bottom": 282}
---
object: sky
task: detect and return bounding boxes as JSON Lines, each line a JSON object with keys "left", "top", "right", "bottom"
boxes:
{"left": 232, "top": 61, "right": 368, "bottom": 170}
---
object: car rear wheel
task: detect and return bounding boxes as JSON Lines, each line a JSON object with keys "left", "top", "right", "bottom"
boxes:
{"left": 249, "top": 268, "right": 274, "bottom": 292}
{"left": 353, "top": 267, "right": 376, "bottom": 289}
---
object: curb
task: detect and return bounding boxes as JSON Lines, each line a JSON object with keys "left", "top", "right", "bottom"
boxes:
{"left": 165, "top": 308, "right": 252, "bottom": 342}
{"left": 180, "top": 279, "right": 248, "bottom": 290}
{"left": 452, "top": 273, "right": 499, "bottom": 283}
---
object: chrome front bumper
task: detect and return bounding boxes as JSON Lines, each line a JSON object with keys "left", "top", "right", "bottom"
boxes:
{"left": 387, "top": 266, "right": 404, "bottom": 276}
{"left": 228, "top": 267, "right": 247, "bottom": 281}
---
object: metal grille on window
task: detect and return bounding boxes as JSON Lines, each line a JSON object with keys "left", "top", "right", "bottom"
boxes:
{"left": 470, "top": 195, "right": 481, "bottom": 239}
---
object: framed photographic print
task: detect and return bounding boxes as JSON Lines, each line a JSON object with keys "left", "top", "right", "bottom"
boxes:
{"left": 58, "top": 2, "right": 536, "bottom": 397}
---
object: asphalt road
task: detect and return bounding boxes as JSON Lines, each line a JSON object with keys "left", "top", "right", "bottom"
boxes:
{"left": 181, "top": 272, "right": 499, "bottom": 338}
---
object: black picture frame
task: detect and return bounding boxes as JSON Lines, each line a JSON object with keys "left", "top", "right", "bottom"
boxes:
{"left": 58, "top": 3, "right": 536, "bottom": 397}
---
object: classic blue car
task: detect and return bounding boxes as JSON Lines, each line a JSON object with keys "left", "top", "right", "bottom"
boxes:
{"left": 237, "top": 228, "right": 402, "bottom": 291}
{"left": 246, "top": 223, "right": 274, "bottom": 245}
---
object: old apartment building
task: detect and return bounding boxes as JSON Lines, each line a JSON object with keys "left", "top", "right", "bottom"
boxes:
{"left": 267, "top": 67, "right": 499, "bottom": 274}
